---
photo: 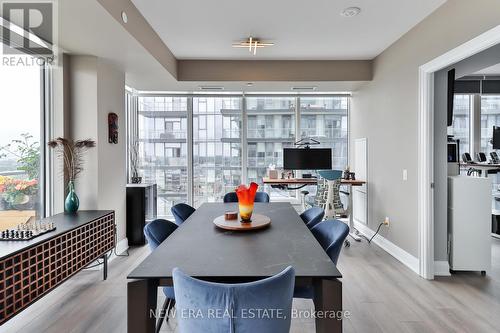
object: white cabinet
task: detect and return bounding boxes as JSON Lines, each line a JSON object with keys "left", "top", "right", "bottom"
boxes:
{"left": 448, "top": 176, "right": 491, "bottom": 273}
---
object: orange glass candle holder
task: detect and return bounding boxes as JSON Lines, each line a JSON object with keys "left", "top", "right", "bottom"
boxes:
{"left": 236, "top": 182, "right": 258, "bottom": 222}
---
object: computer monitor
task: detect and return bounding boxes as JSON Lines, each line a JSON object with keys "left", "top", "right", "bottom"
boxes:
{"left": 283, "top": 148, "right": 332, "bottom": 170}
{"left": 493, "top": 126, "right": 500, "bottom": 149}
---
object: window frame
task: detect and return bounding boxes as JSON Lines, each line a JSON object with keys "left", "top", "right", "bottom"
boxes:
{"left": 129, "top": 92, "right": 350, "bottom": 215}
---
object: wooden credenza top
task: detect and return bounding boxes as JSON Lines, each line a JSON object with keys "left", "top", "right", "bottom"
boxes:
{"left": 0, "top": 210, "right": 114, "bottom": 260}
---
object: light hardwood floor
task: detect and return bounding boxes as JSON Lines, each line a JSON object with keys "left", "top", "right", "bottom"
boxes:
{"left": 3, "top": 237, "right": 500, "bottom": 333}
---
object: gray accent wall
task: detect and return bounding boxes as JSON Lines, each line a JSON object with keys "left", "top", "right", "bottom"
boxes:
{"left": 351, "top": 0, "right": 500, "bottom": 258}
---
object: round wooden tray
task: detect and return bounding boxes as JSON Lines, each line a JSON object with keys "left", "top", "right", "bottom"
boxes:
{"left": 213, "top": 214, "right": 271, "bottom": 231}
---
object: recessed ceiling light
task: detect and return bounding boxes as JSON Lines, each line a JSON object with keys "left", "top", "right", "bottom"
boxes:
{"left": 121, "top": 11, "right": 128, "bottom": 23}
{"left": 198, "top": 86, "right": 225, "bottom": 91}
{"left": 341, "top": 7, "right": 361, "bottom": 17}
{"left": 291, "top": 86, "right": 317, "bottom": 91}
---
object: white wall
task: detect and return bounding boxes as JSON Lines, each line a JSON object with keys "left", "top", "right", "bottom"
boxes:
{"left": 350, "top": 0, "right": 500, "bottom": 258}
{"left": 69, "top": 55, "right": 127, "bottom": 242}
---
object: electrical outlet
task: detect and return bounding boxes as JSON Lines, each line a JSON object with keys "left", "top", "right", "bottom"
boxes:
{"left": 403, "top": 169, "right": 408, "bottom": 181}
{"left": 383, "top": 217, "right": 390, "bottom": 226}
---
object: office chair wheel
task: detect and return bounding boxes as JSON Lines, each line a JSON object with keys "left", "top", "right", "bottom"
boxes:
{"left": 481, "top": 270, "right": 486, "bottom": 276}
{"left": 344, "top": 239, "right": 350, "bottom": 247}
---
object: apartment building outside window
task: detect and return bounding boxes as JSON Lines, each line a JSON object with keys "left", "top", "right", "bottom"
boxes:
{"left": 132, "top": 94, "right": 350, "bottom": 217}
{"left": 481, "top": 95, "right": 500, "bottom": 154}
{"left": 451, "top": 94, "right": 471, "bottom": 156}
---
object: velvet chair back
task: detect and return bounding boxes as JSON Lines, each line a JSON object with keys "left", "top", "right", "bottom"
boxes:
{"left": 143, "top": 219, "right": 178, "bottom": 250}
{"left": 171, "top": 203, "right": 196, "bottom": 225}
{"left": 299, "top": 207, "right": 325, "bottom": 229}
{"left": 223, "top": 191, "right": 270, "bottom": 203}
{"left": 310, "top": 219, "right": 349, "bottom": 265}
{"left": 173, "top": 266, "right": 295, "bottom": 333}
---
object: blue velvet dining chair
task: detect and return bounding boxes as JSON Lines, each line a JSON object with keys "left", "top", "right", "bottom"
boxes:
{"left": 294, "top": 219, "right": 349, "bottom": 299}
{"left": 223, "top": 191, "right": 270, "bottom": 203}
{"left": 171, "top": 203, "right": 196, "bottom": 225}
{"left": 143, "top": 219, "right": 178, "bottom": 333}
{"left": 173, "top": 266, "right": 295, "bottom": 333}
{"left": 299, "top": 207, "right": 325, "bottom": 230}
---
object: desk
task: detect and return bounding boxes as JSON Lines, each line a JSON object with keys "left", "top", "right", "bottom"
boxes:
{"left": 460, "top": 162, "right": 500, "bottom": 177}
{"left": 128, "top": 202, "right": 342, "bottom": 333}
{"left": 263, "top": 178, "right": 367, "bottom": 241}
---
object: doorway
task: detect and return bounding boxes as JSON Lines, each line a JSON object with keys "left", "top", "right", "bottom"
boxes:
{"left": 418, "top": 25, "right": 500, "bottom": 279}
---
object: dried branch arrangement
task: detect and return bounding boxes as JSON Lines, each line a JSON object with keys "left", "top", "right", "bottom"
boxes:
{"left": 130, "top": 141, "right": 139, "bottom": 177}
{"left": 48, "top": 138, "right": 96, "bottom": 181}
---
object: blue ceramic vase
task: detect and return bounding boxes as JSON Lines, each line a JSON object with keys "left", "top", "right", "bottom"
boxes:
{"left": 65, "top": 181, "right": 79, "bottom": 213}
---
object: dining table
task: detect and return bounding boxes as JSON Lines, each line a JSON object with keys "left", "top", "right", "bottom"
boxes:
{"left": 127, "top": 202, "right": 343, "bottom": 333}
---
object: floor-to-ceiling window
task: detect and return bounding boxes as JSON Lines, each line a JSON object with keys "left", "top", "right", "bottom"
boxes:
{"left": 299, "top": 96, "right": 349, "bottom": 170}
{"left": 246, "top": 97, "right": 296, "bottom": 184}
{"left": 132, "top": 93, "right": 350, "bottom": 216}
{"left": 193, "top": 97, "right": 242, "bottom": 206}
{"left": 0, "top": 55, "right": 45, "bottom": 227}
{"left": 138, "top": 96, "right": 189, "bottom": 216}
{"left": 481, "top": 95, "right": 500, "bottom": 154}
{"left": 452, "top": 94, "right": 472, "bottom": 155}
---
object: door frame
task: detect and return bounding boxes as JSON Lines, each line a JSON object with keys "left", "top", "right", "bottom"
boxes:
{"left": 418, "top": 25, "right": 500, "bottom": 279}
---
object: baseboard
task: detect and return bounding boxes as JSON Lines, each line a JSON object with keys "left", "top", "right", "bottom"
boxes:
{"left": 434, "top": 260, "right": 451, "bottom": 276}
{"left": 84, "top": 237, "right": 129, "bottom": 271}
{"left": 353, "top": 221, "right": 420, "bottom": 275}
{"left": 115, "top": 237, "right": 129, "bottom": 255}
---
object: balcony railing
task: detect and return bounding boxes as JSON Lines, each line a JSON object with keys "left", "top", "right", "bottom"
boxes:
{"left": 140, "top": 157, "right": 186, "bottom": 167}
{"left": 139, "top": 130, "right": 187, "bottom": 140}
{"left": 247, "top": 128, "right": 295, "bottom": 139}
{"left": 300, "top": 128, "right": 348, "bottom": 139}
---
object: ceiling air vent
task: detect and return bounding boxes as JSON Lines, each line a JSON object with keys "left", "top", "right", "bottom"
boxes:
{"left": 198, "top": 86, "right": 225, "bottom": 91}
{"left": 291, "top": 86, "right": 317, "bottom": 91}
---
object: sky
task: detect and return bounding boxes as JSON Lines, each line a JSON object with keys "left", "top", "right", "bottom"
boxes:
{"left": 0, "top": 55, "right": 41, "bottom": 152}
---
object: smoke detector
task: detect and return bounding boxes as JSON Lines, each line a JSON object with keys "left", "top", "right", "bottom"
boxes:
{"left": 341, "top": 7, "right": 361, "bottom": 17}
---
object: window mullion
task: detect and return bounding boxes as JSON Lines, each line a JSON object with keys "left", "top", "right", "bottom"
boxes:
{"left": 241, "top": 95, "right": 248, "bottom": 184}
{"left": 187, "top": 97, "right": 194, "bottom": 206}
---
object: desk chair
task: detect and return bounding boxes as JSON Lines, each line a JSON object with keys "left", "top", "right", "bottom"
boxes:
{"left": 173, "top": 266, "right": 295, "bottom": 333}
{"left": 143, "top": 219, "right": 178, "bottom": 333}
{"left": 302, "top": 170, "right": 348, "bottom": 219}
{"left": 477, "top": 152, "right": 487, "bottom": 162}
{"left": 302, "top": 170, "right": 349, "bottom": 246}
{"left": 223, "top": 191, "right": 270, "bottom": 203}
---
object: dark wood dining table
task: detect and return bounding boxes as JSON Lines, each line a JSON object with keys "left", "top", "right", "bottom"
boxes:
{"left": 127, "top": 202, "right": 343, "bottom": 333}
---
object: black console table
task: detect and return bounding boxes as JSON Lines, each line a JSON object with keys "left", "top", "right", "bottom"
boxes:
{"left": 0, "top": 210, "right": 115, "bottom": 325}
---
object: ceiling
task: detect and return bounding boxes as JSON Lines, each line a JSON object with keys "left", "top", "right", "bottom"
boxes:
{"left": 59, "top": 0, "right": 176, "bottom": 90}
{"left": 58, "top": 0, "right": 369, "bottom": 91}
{"left": 474, "top": 63, "right": 500, "bottom": 76}
{"left": 131, "top": 0, "right": 446, "bottom": 60}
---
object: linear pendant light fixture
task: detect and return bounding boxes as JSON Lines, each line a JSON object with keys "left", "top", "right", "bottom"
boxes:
{"left": 232, "top": 37, "right": 274, "bottom": 55}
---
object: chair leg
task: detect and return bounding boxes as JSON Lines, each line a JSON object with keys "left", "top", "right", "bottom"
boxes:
{"left": 155, "top": 298, "right": 171, "bottom": 333}
{"left": 166, "top": 299, "right": 176, "bottom": 322}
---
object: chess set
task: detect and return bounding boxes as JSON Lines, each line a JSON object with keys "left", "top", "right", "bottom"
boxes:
{"left": 0, "top": 221, "right": 56, "bottom": 241}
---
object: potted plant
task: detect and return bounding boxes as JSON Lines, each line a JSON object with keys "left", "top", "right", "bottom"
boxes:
{"left": 0, "top": 176, "right": 38, "bottom": 210}
{"left": 48, "top": 138, "right": 96, "bottom": 213}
